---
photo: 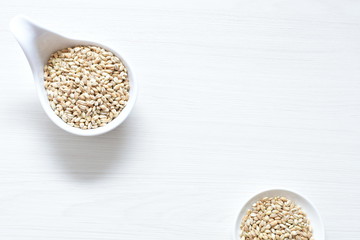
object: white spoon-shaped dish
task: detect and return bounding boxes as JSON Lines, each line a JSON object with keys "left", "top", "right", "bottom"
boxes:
{"left": 234, "top": 189, "right": 325, "bottom": 240}
{"left": 9, "top": 15, "right": 137, "bottom": 136}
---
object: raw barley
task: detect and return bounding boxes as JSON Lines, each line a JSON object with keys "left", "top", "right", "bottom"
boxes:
{"left": 44, "top": 45, "right": 130, "bottom": 130}
{"left": 240, "top": 196, "right": 314, "bottom": 240}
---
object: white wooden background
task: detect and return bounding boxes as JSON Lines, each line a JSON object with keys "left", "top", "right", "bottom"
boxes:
{"left": 1, "top": 0, "right": 360, "bottom": 239}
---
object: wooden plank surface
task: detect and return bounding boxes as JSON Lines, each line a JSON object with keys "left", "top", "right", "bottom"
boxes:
{"left": 0, "top": 0, "right": 359, "bottom": 239}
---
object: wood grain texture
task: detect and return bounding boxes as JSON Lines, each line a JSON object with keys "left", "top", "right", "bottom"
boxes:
{"left": 0, "top": 0, "right": 360, "bottom": 239}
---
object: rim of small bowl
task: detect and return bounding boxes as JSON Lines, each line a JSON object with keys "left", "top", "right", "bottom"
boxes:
{"left": 233, "top": 188, "right": 325, "bottom": 240}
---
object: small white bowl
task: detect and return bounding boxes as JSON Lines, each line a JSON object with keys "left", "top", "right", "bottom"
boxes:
{"left": 10, "top": 15, "right": 137, "bottom": 136}
{"left": 234, "top": 189, "right": 325, "bottom": 240}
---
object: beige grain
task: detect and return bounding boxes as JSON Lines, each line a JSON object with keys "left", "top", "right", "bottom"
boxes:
{"left": 240, "top": 196, "right": 313, "bottom": 240}
{"left": 44, "top": 45, "right": 130, "bottom": 129}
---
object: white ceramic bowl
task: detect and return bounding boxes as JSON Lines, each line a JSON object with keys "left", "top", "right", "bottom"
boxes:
{"left": 10, "top": 15, "right": 137, "bottom": 136}
{"left": 234, "top": 189, "right": 325, "bottom": 240}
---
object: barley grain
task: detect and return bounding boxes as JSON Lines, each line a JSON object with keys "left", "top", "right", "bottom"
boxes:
{"left": 44, "top": 45, "right": 130, "bottom": 129}
{"left": 240, "top": 196, "right": 313, "bottom": 240}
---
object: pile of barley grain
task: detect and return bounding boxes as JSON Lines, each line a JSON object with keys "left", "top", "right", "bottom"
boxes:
{"left": 44, "top": 45, "right": 129, "bottom": 130}
{"left": 240, "top": 196, "right": 313, "bottom": 240}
